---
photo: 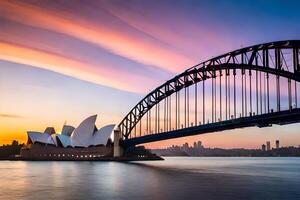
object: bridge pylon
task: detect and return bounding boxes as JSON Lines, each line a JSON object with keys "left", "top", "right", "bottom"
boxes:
{"left": 113, "top": 126, "right": 123, "bottom": 157}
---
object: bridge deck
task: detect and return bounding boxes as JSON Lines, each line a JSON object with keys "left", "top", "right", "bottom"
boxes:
{"left": 122, "top": 108, "right": 300, "bottom": 147}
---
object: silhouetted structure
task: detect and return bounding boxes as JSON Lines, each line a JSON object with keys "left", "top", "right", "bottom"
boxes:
{"left": 0, "top": 140, "right": 24, "bottom": 159}
{"left": 267, "top": 141, "right": 271, "bottom": 151}
{"left": 197, "top": 141, "right": 203, "bottom": 148}
{"left": 152, "top": 143, "right": 300, "bottom": 157}
{"left": 117, "top": 40, "right": 300, "bottom": 150}
{"left": 276, "top": 140, "right": 280, "bottom": 149}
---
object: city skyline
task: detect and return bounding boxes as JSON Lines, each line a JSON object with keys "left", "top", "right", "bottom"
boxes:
{"left": 1, "top": 0, "right": 300, "bottom": 148}
{"left": 156, "top": 139, "right": 298, "bottom": 150}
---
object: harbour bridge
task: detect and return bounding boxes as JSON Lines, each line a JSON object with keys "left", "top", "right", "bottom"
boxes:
{"left": 116, "top": 40, "right": 300, "bottom": 151}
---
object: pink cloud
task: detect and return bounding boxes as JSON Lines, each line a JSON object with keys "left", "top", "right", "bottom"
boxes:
{"left": 0, "top": 41, "right": 157, "bottom": 93}
{"left": 0, "top": 1, "right": 195, "bottom": 73}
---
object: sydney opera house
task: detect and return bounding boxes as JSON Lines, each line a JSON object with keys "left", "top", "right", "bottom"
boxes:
{"left": 21, "top": 115, "right": 116, "bottom": 160}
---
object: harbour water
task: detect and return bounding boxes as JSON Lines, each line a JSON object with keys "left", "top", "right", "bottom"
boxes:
{"left": 0, "top": 157, "right": 299, "bottom": 200}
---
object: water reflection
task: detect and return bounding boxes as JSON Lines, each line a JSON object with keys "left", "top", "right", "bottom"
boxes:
{"left": 0, "top": 157, "right": 299, "bottom": 200}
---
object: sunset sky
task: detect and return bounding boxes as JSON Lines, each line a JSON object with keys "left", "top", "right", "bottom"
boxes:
{"left": 1, "top": 0, "right": 300, "bottom": 148}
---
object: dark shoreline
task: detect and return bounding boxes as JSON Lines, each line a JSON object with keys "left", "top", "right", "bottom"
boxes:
{"left": 159, "top": 155, "right": 300, "bottom": 157}
{"left": 0, "top": 155, "right": 164, "bottom": 162}
{"left": 3, "top": 155, "right": 300, "bottom": 161}
{"left": 151, "top": 146, "right": 300, "bottom": 157}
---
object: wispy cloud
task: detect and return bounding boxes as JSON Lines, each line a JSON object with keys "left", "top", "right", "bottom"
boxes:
{"left": 0, "top": 41, "right": 159, "bottom": 93}
{"left": 0, "top": 113, "right": 23, "bottom": 118}
{"left": 0, "top": 0, "right": 234, "bottom": 95}
{"left": 0, "top": 0, "right": 195, "bottom": 73}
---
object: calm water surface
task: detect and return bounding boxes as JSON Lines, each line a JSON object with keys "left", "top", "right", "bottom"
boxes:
{"left": 0, "top": 157, "right": 299, "bottom": 200}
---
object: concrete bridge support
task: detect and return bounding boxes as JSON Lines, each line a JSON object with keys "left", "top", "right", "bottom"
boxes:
{"left": 113, "top": 127, "right": 123, "bottom": 157}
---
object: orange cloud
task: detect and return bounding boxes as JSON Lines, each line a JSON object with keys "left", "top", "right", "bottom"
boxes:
{"left": 0, "top": 0, "right": 195, "bottom": 72}
{"left": 0, "top": 41, "right": 155, "bottom": 93}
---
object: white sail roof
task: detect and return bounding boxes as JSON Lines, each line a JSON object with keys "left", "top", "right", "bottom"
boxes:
{"left": 56, "top": 134, "right": 72, "bottom": 148}
{"left": 61, "top": 125, "right": 75, "bottom": 136}
{"left": 27, "top": 131, "right": 55, "bottom": 145}
{"left": 50, "top": 134, "right": 58, "bottom": 146}
{"left": 26, "top": 115, "right": 116, "bottom": 148}
{"left": 93, "top": 124, "right": 115, "bottom": 146}
{"left": 71, "top": 115, "right": 97, "bottom": 147}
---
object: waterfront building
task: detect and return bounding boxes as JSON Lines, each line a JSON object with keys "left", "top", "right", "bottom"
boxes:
{"left": 262, "top": 144, "right": 266, "bottom": 151}
{"left": 21, "top": 115, "right": 115, "bottom": 160}
{"left": 276, "top": 140, "right": 280, "bottom": 149}
{"left": 266, "top": 141, "right": 271, "bottom": 151}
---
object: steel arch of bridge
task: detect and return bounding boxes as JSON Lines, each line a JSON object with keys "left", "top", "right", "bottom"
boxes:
{"left": 118, "top": 40, "right": 300, "bottom": 144}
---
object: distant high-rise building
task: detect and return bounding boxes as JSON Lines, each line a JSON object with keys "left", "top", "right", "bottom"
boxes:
{"left": 197, "top": 141, "right": 202, "bottom": 148}
{"left": 183, "top": 142, "right": 189, "bottom": 149}
{"left": 194, "top": 142, "right": 197, "bottom": 148}
{"left": 262, "top": 144, "right": 266, "bottom": 151}
{"left": 276, "top": 140, "right": 280, "bottom": 149}
{"left": 266, "top": 141, "right": 271, "bottom": 151}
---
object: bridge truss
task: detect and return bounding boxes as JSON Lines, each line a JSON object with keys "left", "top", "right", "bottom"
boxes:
{"left": 118, "top": 40, "right": 300, "bottom": 146}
